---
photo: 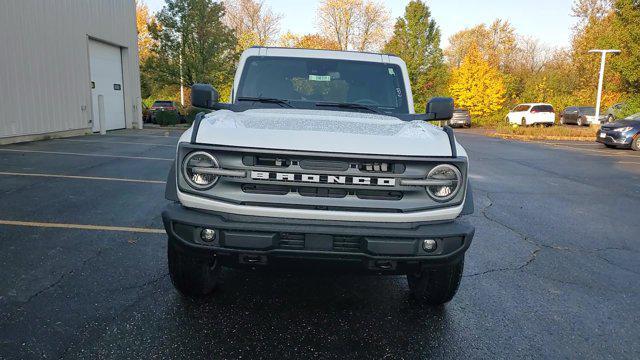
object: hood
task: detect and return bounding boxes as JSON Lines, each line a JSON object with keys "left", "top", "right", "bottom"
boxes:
{"left": 602, "top": 120, "right": 640, "bottom": 129}
{"left": 193, "top": 108, "right": 455, "bottom": 157}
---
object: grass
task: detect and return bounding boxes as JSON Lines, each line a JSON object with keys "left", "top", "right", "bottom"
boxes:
{"left": 493, "top": 123, "right": 599, "bottom": 141}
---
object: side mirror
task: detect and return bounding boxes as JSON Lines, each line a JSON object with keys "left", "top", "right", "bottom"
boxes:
{"left": 191, "top": 83, "right": 219, "bottom": 109}
{"left": 426, "top": 97, "right": 454, "bottom": 120}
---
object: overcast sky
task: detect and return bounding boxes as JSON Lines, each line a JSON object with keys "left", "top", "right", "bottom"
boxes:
{"left": 145, "top": 0, "right": 576, "bottom": 48}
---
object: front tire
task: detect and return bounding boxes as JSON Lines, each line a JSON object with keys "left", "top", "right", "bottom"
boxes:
{"left": 168, "top": 242, "right": 221, "bottom": 297}
{"left": 632, "top": 137, "right": 640, "bottom": 151}
{"left": 577, "top": 117, "right": 585, "bottom": 126}
{"left": 407, "top": 258, "right": 464, "bottom": 306}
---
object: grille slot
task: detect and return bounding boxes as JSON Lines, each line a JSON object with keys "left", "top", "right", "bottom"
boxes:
{"left": 298, "top": 187, "right": 348, "bottom": 198}
{"left": 333, "top": 235, "right": 363, "bottom": 252}
{"left": 356, "top": 190, "right": 403, "bottom": 201}
{"left": 279, "top": 233, "right": 305, "bottom": 249}
{"left": 242, "top": 184, "right": 290, "bottom": 195}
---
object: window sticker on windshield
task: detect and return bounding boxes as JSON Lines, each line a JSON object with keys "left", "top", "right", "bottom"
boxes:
{"left": 309, "top": 75, "right": 331, "bottom": 82}
{"left": 388, "top": 68, "right": 395, "bottom": 75}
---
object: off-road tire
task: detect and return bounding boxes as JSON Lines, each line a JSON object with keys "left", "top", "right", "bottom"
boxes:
{"left": 407, "top": 258, "right": 464, "bottom": 306}
{"left": 168, "top": 242, "right": 221, "bottom": 297}
{"left": 632, "top": 137, "right": 640, "bottom": 151}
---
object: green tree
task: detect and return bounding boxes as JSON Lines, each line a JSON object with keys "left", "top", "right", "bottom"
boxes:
{"left": 611, "top": 0, "right": 640, "bottom": 93}
{"left": 383, "top": 1, "right": 447, "bottom": 109}
{"left": 146, "top": 0, "right": 238, "bottom": 100}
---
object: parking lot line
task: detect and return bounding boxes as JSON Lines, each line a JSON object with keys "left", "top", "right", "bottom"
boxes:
{"left": 0, "top": 219, "right": 165, "bottom": 234}
{"left": 55, "top": 139, "right": 176, "bottom": 147}
{"left": 542, "top": 143, "right": 639, "bottom": 157}
{"left": 0, "top": 171, "right": 166, "bottom": 184}
{"left": 0, "top": 148, "right": 173, "bottom": 161}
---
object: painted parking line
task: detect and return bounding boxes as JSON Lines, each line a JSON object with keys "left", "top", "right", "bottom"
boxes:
{"left": 0, "top": 148, "right": 173, "bottom": 161}
{"left": 55, "top": 138, "right": 176, "bottom": 147}
{"left": 0, "top": 171, "right": 166, "bottom": 184}
{"left": 540, "top": 143, "right": 640, "bottom": 157}
{"left": 0, "top": 219, "right": 165, "bottom": 234}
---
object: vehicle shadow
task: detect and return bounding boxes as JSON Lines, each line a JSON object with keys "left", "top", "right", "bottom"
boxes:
{"left": 162, "top": 268, "right": 459, "bottom": 358}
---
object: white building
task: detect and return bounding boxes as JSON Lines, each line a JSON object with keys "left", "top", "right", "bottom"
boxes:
{"left": 0, "top": 0, "right": 142, "bottom": 145}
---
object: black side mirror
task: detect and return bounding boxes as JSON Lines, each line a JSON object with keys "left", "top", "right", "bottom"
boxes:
{"left": 191, "top": 83, "right": 219, "bottom": 109}
{"left": 426, "top": 97, "right": 454, "bottom": 120}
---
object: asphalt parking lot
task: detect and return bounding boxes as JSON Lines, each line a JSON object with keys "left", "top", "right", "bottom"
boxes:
{"left": 1, "top": 129, "right": 639, "bottom": 359}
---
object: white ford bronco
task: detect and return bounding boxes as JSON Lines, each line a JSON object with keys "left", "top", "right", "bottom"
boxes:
{"left": 162, "top": 47, "right": 475, "bottom": 305}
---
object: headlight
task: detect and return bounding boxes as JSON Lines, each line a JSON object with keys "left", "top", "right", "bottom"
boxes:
{"left": 612, "top": 127, "right": 633, "bottom": 133}
{"left": 426, "top": 164, "right": 462, "bottom": 202}
{"left": 182, "top": 151, "right": 220, "bottom": 190}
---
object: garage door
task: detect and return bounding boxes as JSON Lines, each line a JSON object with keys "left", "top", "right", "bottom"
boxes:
{"left": 89, "top": 40, "right": 125, "bottom": 132}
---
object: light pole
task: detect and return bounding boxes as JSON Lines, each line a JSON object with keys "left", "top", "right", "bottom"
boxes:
{"left": 589, "top": 49, "right": 620, "bottom": 124}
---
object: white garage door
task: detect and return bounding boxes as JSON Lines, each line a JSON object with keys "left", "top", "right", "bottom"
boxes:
{"left": 89, "top": 40, "right": 126, "bottom": 132}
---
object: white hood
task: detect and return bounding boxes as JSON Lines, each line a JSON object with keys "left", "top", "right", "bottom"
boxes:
{"left": 190, "top": 108, "right": 457, "bottom": 157}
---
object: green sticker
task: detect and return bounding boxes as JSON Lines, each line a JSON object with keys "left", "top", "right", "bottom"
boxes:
{"left": 309, "top": 75, "right": 331, "bottom": 82}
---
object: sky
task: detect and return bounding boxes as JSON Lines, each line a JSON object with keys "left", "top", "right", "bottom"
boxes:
{"left": 145, "top": 0, "right": 576, "bottom": 48}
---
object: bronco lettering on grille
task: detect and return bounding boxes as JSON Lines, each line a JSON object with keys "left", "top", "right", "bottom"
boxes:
{"left": 250, "top": 171, "right": 396, "bottom": 187}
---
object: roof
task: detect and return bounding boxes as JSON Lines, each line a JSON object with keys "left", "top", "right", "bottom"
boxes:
{"left": 243, "top": 46, "right": 400, "bottom": 63}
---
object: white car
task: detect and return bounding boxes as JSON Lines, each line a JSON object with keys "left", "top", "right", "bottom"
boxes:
{"left": 507, "top": 103, "right": 556, "bottom": 126}
{"left": 162, "top": 47, "right": 475, "bottom": 306}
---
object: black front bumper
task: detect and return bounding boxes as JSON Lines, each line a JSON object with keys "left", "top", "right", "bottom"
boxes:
{"left": 162, "top": 203, "right": 475, "bottom": 274}
{"left": 596, "top": 131, "right": 633, "bottom": 147}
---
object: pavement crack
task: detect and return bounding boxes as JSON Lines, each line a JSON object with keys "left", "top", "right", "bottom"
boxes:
{"left": 18, "top": 246, "right": 108, "bottom": 305}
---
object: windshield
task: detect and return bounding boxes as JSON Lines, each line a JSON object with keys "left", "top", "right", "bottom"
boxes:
{"left": 579, "top": 106, "right": 595, "bottom": 115}
{"left": 236, "top": 56, "right": 409, "bottom": 114}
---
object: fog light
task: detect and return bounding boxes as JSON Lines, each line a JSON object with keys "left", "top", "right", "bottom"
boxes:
{"left": 200, "top": 228, "right": 216, "bottom": 242}
{"left": 422, "top": 239, "right": 437, "bottom": 252}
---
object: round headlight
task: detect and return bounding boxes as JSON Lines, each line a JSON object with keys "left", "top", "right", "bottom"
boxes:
{"left": 182, "top": 151, "right": 220, "bottom": 190}
{"left": 426, "top": 164, "right": 462, "bottom": 202}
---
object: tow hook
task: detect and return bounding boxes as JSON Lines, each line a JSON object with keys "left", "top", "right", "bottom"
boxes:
{"left": 371, "top": 260, "right": 396, "bottom": 270}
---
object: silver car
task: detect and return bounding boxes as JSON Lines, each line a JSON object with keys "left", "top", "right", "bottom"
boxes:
{"left": 447, "top": 108, "right": 471, "bottom": 128}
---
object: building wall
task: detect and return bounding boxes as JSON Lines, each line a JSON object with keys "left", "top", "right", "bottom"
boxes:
{"left": 0, "top": 0, "right": 142, "bottom": 140}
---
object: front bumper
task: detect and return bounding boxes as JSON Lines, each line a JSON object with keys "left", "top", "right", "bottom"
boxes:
{"left": 162, "top": 203, "right": 475, "bottom": 274}
{"left": 596, "top": 130, "right": 634, "bottom": 147}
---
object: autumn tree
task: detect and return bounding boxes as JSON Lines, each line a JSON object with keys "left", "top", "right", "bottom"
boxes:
{"left": 146, "top": 0, "right": 238, "bottom": 99}
{"left": 383, "top": 1, "right": 446, "bottom": 107}
{"left": 279, "top": 32, "right": 340, "bottom": 50}
{"left": 449, "top": 45, "right": 506, "bottom": 116}
{"left": 445, "top": 20, "right": 517, "bottom": 71}
{"left": 136, "top": 1, "right": 155, "bottom": 63}
{"left": 224, "top": 0, "right": 281, "bottom": 50}
{"left": 317, "top": 0, "right": 389, "bottom": 51}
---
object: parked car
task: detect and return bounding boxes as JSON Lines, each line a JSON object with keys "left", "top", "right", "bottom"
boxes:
{"left": 507, "top": 103, "right": 555, "bottom": 126}
{"left": 596, "top": 112, "right": 640, "bottom": 151}
{"left": 447, "top": 108, "right": 471, "bottom": 128}
{"left": 560, "top": 106, "right": 604, "bottom": 126}
{"left": 149, "top": 100, "right": 179, "bottom": 123}
{"left": 605, "top": 103, "right": 625, "bottom": 123}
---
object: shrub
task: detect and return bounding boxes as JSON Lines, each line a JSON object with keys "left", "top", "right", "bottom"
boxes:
{"left": 472, "top": 112, "right": 508, "bottom": 128}
{"left": 155, "top": 110, "right": 179, "bottom": 126}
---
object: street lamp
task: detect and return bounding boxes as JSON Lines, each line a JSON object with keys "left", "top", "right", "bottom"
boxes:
{"left": 589, "top": 49, "right": 620, "bottom": 124}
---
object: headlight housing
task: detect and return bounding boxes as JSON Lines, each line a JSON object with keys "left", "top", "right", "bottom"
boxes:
{"left": 425, "top": 164, "right": 462, "bottom": 202}
{"left": 182, "top": 151, "right": 220, "bottom": 190}
{"left": 612, "top": 126, "right": 633, "bottom": 133}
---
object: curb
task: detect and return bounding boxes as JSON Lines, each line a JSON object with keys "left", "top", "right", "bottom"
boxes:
{"left": 491, "top": 133, "right": 596, "bottom": 142}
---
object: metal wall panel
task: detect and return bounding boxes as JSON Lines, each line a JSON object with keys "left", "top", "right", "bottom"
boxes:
{"left": 0, "top": 0, "right": 141, "bottom": 139}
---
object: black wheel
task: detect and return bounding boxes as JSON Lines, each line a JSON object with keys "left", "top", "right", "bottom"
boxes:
{"left": 632, "top": 137, "right": 640, "bottom": 151}
{"left": 607, "top": 115, "right": 615, "bottom": 123}
{"left": 407, "top": 257, "right": 464, "bottom": 306}
{"left": 577, "top": 117, "right": 585, "bottom": 126}
{"left": 168, "top": 242, "right": 221, "bottom": 297}
{"left": 521, "top": 118, "right": 526, "bottom": 126}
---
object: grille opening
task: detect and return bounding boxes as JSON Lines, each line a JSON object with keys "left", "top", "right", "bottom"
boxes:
{"left": 279, "top": 233, "right": 305, "bottom": 249}
{"left": 356, "top": 190, "right": 403, "bottom": 201}
{"left": 299, "top": 159, "right": 350, "bottom": 171}
{"left": 243, "top": 155, "right": 291, "bottom": 167}
{"left": 359, "top": 162, "right": 406, "bottom": 174}
{"left": 298, "top": 187, "right": 348, "bottom": 198}
{"left": 333, "top": 235, "right": 363, "bottom": 252}
{"left": 242, "top": 184, "right": 290, "bottom": 195}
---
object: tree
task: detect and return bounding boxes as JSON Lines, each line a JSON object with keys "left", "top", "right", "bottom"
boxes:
{"left": 136, "top": 1, "right": 155, "bottom": 64}
{"left": 146, "top": 0, "right": 238, "bottom": 100}
{"left": 445, "top": 20, "right": 517, "bottom": 71}
{"left": 279, "top": 32, "right": 341, "bottom": 50}
{"left": 571, "top": 0, "right": 613, "bottom": 30}
{"left": 383, "top": 1, "right": 446, "bottom": 107}
{"left": 317, "top": 0, "right": 390, "bottom": 51}
{"left": 610, "top": 0, "right": 640, "bottom": 93}
{"left": 448, "top": 45, "right": 506, "bottom": 116}
{"left": 223, "top": 0, "right": 281, "bottom": 50}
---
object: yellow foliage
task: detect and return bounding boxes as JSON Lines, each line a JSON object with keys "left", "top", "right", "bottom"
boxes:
{"left": 136, "top": 1, "right": 155, "bottom": 63}
{"left": 448, "top": 45, "right": 506, "bottom": 116}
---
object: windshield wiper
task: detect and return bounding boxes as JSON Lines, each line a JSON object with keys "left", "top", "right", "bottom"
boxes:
{"left": 314, "top": 102, "right": 382, "bottom": 114}
{"left": 236, "top": 96, "right": 294, "bottom": 108}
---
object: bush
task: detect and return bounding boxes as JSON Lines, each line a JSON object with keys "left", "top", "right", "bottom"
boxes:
{"left": 495, "top": 123, "right": 597, "bottom": 139}
{"left": 155, "top": 110, "right": 179, "bottom": 126}
{"left": 473, "top": 112, "right": 508, "bottom": 128}
{"left": 184, "top": 107, "right": 210, "bottom": 124}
